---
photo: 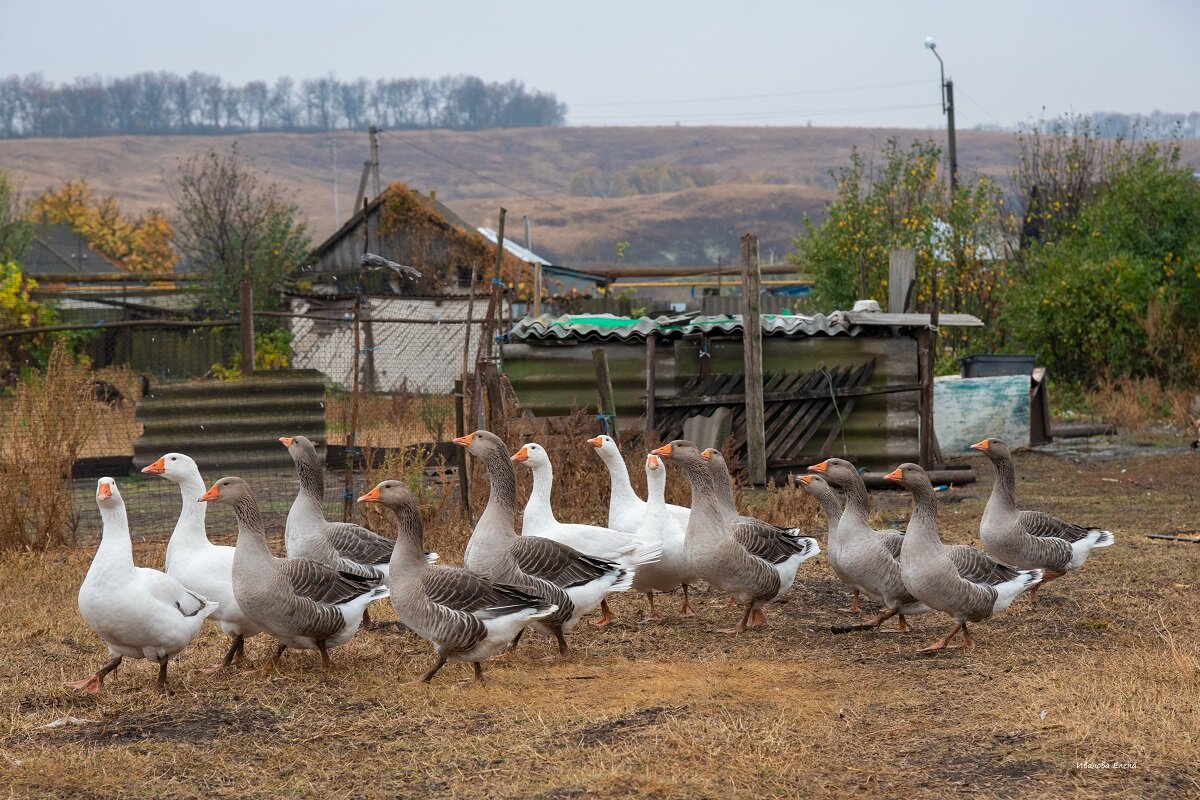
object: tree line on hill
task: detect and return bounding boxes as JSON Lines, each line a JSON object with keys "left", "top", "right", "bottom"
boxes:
{"left": 0, "top": 72, "right": 567, "bottom": 138}
{"left": 975, "top": 110, "right": 1200, "bottom": 140}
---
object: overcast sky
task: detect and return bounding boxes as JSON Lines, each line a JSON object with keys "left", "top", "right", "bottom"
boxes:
{"left": 3, "top": 1, "right": 1197, "bottom": 129}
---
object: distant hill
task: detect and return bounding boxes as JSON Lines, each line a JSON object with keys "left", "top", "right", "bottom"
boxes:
{"left": 4, "top": 127, "right": 1199, "bottom": 268}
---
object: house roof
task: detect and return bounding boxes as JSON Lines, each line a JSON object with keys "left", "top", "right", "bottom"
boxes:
{"left": 22, "top": 221, "right": 119, "bottom": 275}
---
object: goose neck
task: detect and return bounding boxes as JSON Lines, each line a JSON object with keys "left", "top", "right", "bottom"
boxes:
{"left": 524, "top": 460, "right": 557, "bottom": 525}
{"left": 604, "top": 451, "right": 641, "bottom": 507}
{"left": 386, "top": 502, "right": 426, "bottom": 569}
{"left": 96, "top": 501, "right": 134, "bottom": 567}
{"left": 815, "top": 489, "right": 843, "bottom": 536}
{"left": 477, "top": 447, "right": 518, "bottom": 538}
{"left": 840, "top": 474, "right": 871, "bottom": 524}
{"left": 989, "top": 454, "right": 1019, "bottom": 510}
{"left": 232, "top": 494, "right": 275, "bottom": 561}
{"left": 905, "top": 480, "right": 942, "bottom": 545}
{"left": 167, "top": 471, "right": 210, "bottom": 547}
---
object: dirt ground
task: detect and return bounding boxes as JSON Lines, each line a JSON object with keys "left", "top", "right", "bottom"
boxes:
{"left": 2, "top": 443, "right": 1198, "bottom": 799}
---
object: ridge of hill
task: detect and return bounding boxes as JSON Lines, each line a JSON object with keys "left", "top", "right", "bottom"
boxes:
{"left": 5, "top": 127, "right": 1199, "bottom": 268}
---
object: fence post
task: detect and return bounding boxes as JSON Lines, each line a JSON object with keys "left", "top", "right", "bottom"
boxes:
{"left": 889, "top": 248, "right": 916, "bottom": 313}
{"left": 741, "top": 233, "right": 766, "bottom": 486}
{"left": 454, "top": 378, "right": 472, "bottom": 522}
{"left": 239, "top": 280, "right": 254, "bottom": 374}
{"left": 644, "top": 333, "right": 656, "bottom": 439}
{"left": 592, "top": 347, "right": 618, "bottom": 445}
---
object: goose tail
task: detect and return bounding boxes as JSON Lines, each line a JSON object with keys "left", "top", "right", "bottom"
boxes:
{"left": 992, "top": 568, "right": 1043, "bottom": 614}
{"left": 1068, "top": 529, "right": 1114, "bottom": 569}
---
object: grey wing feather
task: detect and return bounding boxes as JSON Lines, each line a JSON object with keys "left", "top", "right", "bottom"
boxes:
{"left": 421, "top": 567, "right": 509, "bottom": 612}
{"left": 512, "top": 536, "right": 617, "bottom": 588}
{"left": 1017, "top": 510, "right": 1093, "bottom": 543}
{"left": 947, "top": 544, "right": 1022, "bottom": 586}
{"left": 732, "top": 521, "right": 812, "bottom": 565}
{"left": 324, "top": 522, "right": 394, "bottom": 566}
{"left": 879, "top": 531, "right": 904, "bottom": 559}
{"left": 282, "top": 558, "right": 381, "bottom": 603}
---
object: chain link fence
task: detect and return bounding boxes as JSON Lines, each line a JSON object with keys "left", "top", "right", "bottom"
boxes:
{"left": 1, "top": 296, "right": 500, "bottom": 550}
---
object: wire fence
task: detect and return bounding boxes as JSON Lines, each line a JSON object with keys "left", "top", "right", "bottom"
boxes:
{"left": 1, "top": 298, "right": 503, "bottom": 549}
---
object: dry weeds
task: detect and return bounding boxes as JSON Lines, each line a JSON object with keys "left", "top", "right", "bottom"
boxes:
{"left": 2, "top": 448, "right": 1198, "bottom": 799}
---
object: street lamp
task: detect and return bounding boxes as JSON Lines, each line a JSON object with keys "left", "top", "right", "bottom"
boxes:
{"left": 924, "top": 37, "right": 958, "bottom": 195}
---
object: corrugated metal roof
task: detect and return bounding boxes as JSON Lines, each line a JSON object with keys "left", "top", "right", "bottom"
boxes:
{"left": 507, "top": 309, "right": 983, "bottom": 343}
{"left": 477, "top": 227, "right": 553, "bottom": 266}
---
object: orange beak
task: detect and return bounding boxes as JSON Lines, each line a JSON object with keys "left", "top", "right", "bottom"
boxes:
{"left": 970, "top": 439, "right": 990, "bottom": 452}
{"left": 883, "top": 467, "right": 903, "bottom": 482}
{"left": 279, "top": 437, "right": 294, "bottom": 448}
{"left": 199, "top": 484, "right": 220, "bottom": 502}
{"left": 701, "top": 449, "right": 712, "bottom": 461}
{"left": 511, "top": 446, "right": 529, "bottom": 463}
{"left": 453, "top": 433, "right": 474, "bottom": 447}
{"left": 647, "top": 455, "right": 659, "bottom": 469}
{"left": 651, "top": 443, "right": 672, "bottom": 457}
{"left": 796, "top": 475, "right": 813, "bottom": 485}
{"left": 808, "top": 460, "right": 830, "bottom": 473}
{"left": 97, "top": 482, "right": 112, "bottom": 499}
{"left": 358, "top": 486, "right": 381, "bottom": 503}
{"left": 141, "top": 457, "right": 165, "bottom": 475}
{"left": 587, "top": 436, "right": 603, "bottom": 448}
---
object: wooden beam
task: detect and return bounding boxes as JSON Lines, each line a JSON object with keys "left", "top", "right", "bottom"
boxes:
{"left": 644, "top": 334, "right": 657, "bottom": 437}
{"left": 741, "top": 234, "right": 766, "bottom": 486}
{"left": 917, "top": 327, "right": 935, "bottom": 469}
{"left": 592, "top": 347, "right": 618, "bottom": 445}
{"left": 652, "top": 382, "right": 923, "bottom": 408}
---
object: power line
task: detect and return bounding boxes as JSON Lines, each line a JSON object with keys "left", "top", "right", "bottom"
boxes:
{"left": 955, "top": 86, "right": 1003, "bottom": 126}
{"left": 381, "top": 130, "right": 679, "bottom": 250}
{"left": 570, "top": 79, "right": 932, "bottom": 108}
{"left": 571, "top": 102, "right": 940, "bottom": 125}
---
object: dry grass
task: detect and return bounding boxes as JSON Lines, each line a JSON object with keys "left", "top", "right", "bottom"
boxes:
{"left": 2, "top": 447, "right": 1199, "bottom": 798}
{"left": 0, "top": 341, "right": 93, "bottom": 550}
{"left": 1083, "top": 374, "right": 1196, "bottom": 433}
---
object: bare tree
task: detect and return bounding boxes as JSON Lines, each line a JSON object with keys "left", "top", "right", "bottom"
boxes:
{"left": 170, "top": 145, "right": 310, "bottom": 313}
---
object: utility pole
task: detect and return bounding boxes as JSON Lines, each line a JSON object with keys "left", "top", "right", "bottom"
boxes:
{"left": 369, "top": 125, "right": 381, "bottom": 198}
{"left": 945, "top": 79, "right": 958, "bottom": 196}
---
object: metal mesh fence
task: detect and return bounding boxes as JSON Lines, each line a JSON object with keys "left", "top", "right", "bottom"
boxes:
{"left": 2, "top": 299, "right": 498, "bottom": 550}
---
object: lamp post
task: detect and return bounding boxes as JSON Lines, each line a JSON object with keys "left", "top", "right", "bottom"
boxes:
{"left": 924, "top": 37, "right": 958, "bottom": 195}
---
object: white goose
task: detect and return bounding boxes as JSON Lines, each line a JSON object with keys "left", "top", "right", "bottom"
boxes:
{"left": 631, "top": 453, "right": 699, "bottom": 619}
{"left": 142, "top": 453, "right": 263, "bottom": 671}
{"left": 589, "top": 434, "right": 689, "bottom": 532}
{"left": 70, "top": 478, "right": 219, "bottom": 694}
{"left": 512, "top": 442, "right": 662, "bottom": 626}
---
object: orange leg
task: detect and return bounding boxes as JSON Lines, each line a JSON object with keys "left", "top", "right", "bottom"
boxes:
{"left": 642, "top": 592, "right": 662, "bottom": 623}
{"left": 839, "top": 589, "right": 862, "bottom": 614}
{"left": 66, "top": 655, "right": 121, "bottom": 694}
{"left": 591, "top": 599, "right": 614, "bottom": 627}
{"left": 717, "top": 601, "right": 755, "bottom": 635}
{"left": 1029, "top": 571, "right": 1065, "bottom": 607}
{"left": 747, "top": 606, "right": 768, "bottom": 628}
{"left": 831, "top": 607, "right": 899, "bottom": 634}
{"left": 679, "top": 584, "right": 697, "bottom": 617}
{"left": 918, "top": 622, "right": 964, "bottom": 653}
{"left": 876, "top": 613, "right": 911, "bottom": 633}
{"left": 248, "top": 643, "right": 287, "bottom": 675}
{"left": 202, "top": 634, "right": 245, "bottom": 675}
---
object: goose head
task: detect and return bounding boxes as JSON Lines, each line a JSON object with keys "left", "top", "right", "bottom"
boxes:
{"left": 140, "top": 452, "right": 198, "bottom": 482}
{"left": 95, "top": 477, "right": 122, "bottom": 507}
{"left": 587, "top": 434, "right": 620, "bottom": 461}
{"left": 644, "top": 452, "right": 665, "bottom": 489}
{"left": 510, "top": 442, "right": 551, "bottom": 470}
{"left": 358, "top": 479, "right": 415, "bottom": 511}
{"left": 796, "top": 473, "right": 834, "bottom": 497}
{"left": 198, "top": 476, "right": 252, "bottom": 506}
{"left": 883, "top": 462, "right": 933, "bottom": 492}
{"left": 807, "top": 457, "right": 858, "bottom": 488}
{"left": 452, "top": 429, "right": 510, "bottom": 458}
{"left": 970, "top": 437, "right": 1010, "bottom": 460}
{"left": 280, "top": 435, "right": 320, "bottom": 463}
{"left": 651, "top": 440, "right": 704, "bottom": 468}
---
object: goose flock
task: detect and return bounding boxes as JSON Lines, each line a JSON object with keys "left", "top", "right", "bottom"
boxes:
{"left": 68, "top": 432, "right": 1115, "bottom": 692}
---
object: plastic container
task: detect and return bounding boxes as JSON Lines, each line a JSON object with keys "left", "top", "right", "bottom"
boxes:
{"left": 959, "top": 354, "right": 1036, "bottom": 378}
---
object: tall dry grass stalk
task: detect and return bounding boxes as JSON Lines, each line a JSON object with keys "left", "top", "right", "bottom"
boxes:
{"left": 1089, "top": 373, "right": 1194, "bottom": 432}
{"left": 0, "top": 340, "right": 93, "bottom": 550}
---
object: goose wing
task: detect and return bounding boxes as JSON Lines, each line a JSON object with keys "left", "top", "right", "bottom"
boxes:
{"left": 732, "top": 521, "right": 812, "bottom": 565}
{"left": 511, "top": 536, "right": 618, "bottom": 588}
{"left": 946, "top": 544, "right": 1023, "bottom": 586}
{"left": 280, "top": 558, "right": 382, "bottom": 603}
{"left": 323, "top": 521, "right": 394, "bottom": 566}
{"left": 1017, "top": 510, "right": 1095, "bottom": 543}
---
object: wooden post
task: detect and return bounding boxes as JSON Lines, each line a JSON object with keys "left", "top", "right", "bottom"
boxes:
{"left": 918, "top": 327, "right": 935, "bottom": 469}
{"left": 239, "top": 280, "right": 254, "bottom": 374}
{"left": 644, "top": 333, "right": 657, "bottom": 438}
{"left": 741, "top": 233, "right": 766, "bottom": 486}
{"left": 344, "top": 198, "right": 369, "bottom": 522}
{"left": 474, "top": 208, "right": 506, "bottom": 429}
{"left": 533, "top": 263, "right": 543, "bottom": 317}
{"left": 592, "top": 347, "right": 618, "bottom": 445}
{"left": 454, "top": 377, "right": 472, "bottom": 522}
{"left": 888, "top": 249, "right": 916, "bottom": 313}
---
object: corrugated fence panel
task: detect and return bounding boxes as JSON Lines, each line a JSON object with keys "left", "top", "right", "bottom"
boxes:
{"left": 133, "top": 369, "right": 328, "bottom": 473}
{"left": 502, "top": 341, "right": 676, "bottom": 421}
{"left": 672, "top": 336, "right": 919, "bottom": 468}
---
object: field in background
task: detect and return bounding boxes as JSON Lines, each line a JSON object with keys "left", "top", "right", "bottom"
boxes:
{"left": 14, "top": 126, "right": 1200, "bottom": 267}
{"left": 2, "top": 446, "right": 1198, "bottom": 798}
